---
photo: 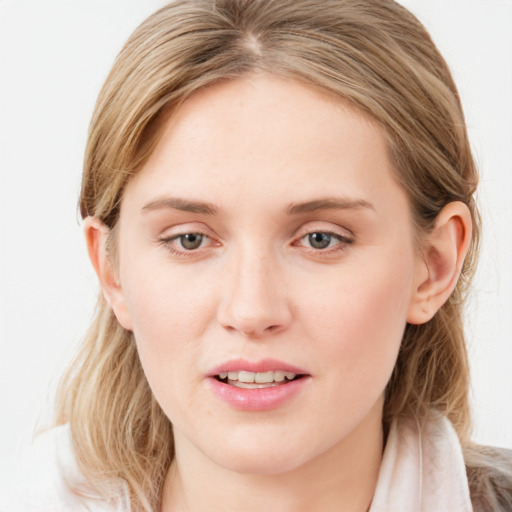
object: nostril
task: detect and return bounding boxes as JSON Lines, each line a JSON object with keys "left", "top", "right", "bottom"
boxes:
{"left": 238, "top": 324, "right": 281, "bottom": 338}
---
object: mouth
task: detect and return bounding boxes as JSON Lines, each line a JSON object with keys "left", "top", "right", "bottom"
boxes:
{"left": 214, "top": 370, "right": 307, "bottom": 389}
{"left": 207, "top": 359, "right": 310, "bottom": 410}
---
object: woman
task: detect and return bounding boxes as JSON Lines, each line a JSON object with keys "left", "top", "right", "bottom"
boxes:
{"left": 5, "top": 0, "right": 512, "bottom": 510}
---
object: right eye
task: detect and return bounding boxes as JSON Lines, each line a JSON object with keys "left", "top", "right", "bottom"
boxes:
{"left": 176, "top": 233, "right": 206, "bottom": 250}
{"left": 159, "top": 232, "right": 212, "bottom": 255}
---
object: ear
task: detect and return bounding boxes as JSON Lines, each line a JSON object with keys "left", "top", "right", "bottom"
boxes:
{"left": 407, "top": 201, "right": 472, "bottom": 325}
{"left": 83, "top": 216, "right": 133, "bottom": 331}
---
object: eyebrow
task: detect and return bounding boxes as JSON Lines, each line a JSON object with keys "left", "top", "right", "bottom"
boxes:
{"left": 142, "top": 197, "right": 218, "bottom": 215}
{"left": 286, "top": 197, "right": 374, "bottom": 215}
{"left": 141, "top": 196, "right": 374, "bottom": 216}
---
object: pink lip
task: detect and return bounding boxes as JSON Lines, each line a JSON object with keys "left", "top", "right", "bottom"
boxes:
{"left": 207, "top": 358, "right": 309, "bottom": 376}
{"left": 206, "top": 358, "right": 311, "bottom": 411}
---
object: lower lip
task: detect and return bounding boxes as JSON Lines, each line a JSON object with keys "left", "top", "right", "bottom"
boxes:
{"left": 207, "top": 376, "right": 310, "bottom": 411}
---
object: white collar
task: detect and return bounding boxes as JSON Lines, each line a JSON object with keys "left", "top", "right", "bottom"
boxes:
{"left": 370, "top": 415, "right": 472, "bottom": 511}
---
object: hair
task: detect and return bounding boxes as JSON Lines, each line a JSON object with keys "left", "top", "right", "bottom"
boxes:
{"left": 55, "top": 0, "right": 483, "bottom": 509}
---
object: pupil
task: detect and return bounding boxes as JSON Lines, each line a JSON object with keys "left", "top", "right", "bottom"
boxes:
{"left": 181, "top": 233, "right": 203, "bottom": 250}
{"left": 309, "top": 232, "right": 331, "bottom": 249}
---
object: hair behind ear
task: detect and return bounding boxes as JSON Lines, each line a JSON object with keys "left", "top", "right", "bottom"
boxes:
{"left": 385, "top": 302, "right": 471, "bottom": 440}
{"left": 54, "top": 297, "right": 173, "bottom": 509}
{"left": 386, "top": 202, "right": 473, "bottom": 441}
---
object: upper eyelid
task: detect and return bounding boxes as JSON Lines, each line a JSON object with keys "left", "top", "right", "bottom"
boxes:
{"left": 161, "top": 230, "right": 211, "bottom": 240}
{"left": 294, "top": 222, "right": 354, "bottom": 239}
{"left": 157, "top": 221, "right": 354, "bottom": 243}
{"left": 301, "top": 228, "right": 351, "bottom": 238}
{"left": 158, "top": 222, "right": 216, "bottom": 238}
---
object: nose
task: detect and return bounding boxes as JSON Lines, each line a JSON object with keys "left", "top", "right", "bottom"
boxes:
{"left": 217, "top": 246, "right": 292, "bottom": 339}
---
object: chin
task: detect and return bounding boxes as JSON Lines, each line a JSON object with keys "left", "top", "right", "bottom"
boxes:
{"left": 218, "top": 451, "right": 306, "bottom": 476}
{"left": 206, "top": 432, "right": 316, "bottom": 476}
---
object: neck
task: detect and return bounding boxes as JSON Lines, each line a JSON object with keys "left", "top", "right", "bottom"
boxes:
{"left": 161, "top": 401, "right": 384, "bottom": 512}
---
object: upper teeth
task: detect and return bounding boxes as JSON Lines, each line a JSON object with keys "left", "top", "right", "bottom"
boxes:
{"left": 219, "top": 370, "right": 297, "bottom": 383}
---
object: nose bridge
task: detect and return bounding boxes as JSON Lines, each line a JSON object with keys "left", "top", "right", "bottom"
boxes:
{"left": 218, "top": 239, "right": 291, "bottom": 337}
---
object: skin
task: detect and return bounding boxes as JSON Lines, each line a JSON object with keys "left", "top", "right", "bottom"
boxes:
{"left": 86, "top": 73, "right": 472, "bottom": 511}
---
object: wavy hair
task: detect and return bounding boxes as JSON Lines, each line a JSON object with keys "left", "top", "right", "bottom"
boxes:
{"left": 55, "top": 1, "right": 481, "bottom": 509}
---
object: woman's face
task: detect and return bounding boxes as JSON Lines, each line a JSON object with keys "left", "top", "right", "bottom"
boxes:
{"left": 112, "top": 74, "right": 425, "bottom": 474}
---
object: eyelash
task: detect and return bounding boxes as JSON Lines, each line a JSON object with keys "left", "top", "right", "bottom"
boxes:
{"left": 158, "top": 229, "right": 353, "bottom": 257}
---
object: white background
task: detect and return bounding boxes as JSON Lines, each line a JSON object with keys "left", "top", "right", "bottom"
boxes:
{"left": 1, "top": 0, "right": 511, "bottom": 490}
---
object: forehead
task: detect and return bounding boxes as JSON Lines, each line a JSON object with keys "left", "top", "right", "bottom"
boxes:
{"left": 123, "top": 73, "right": 407, "bottom": 217}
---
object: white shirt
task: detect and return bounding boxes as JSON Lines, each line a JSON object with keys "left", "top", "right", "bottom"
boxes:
{"left": 1, "top": 415, "right": 472, "bottom": 511}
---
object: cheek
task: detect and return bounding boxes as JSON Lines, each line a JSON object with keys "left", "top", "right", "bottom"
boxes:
{"left": 122, "top": 258, "right": 215, "bottom": 338}
{"left": 302, "top": 257, "right": 414, "bottom": 392}
{"left": 119, "top": 263, "right": 215, "bottom": 397}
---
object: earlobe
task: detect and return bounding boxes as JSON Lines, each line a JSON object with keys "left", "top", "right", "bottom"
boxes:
{"left": 407, "top": 202, "right": 472, "bottom": 325}
{"left": 83, "top": 217, "right": 133, "bottom": 331}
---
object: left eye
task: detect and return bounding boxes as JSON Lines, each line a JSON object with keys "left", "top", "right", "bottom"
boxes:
{"left": 300, "top": 231, "right": 348, "bottom": 250}
{"left": 307, "top": 232, "right": 333, "bottom": 249}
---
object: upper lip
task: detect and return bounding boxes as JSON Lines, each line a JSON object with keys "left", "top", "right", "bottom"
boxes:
{"left": 208, "top": 358, "right": 309, "bottom": 377}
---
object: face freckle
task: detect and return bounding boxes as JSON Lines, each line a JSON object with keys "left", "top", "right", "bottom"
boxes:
{"left": 113, "top": 73, "right": 422, "bottom": 475}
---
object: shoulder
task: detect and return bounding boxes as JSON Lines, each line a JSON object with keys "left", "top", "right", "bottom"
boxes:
{"left": 464, "top": 443, "right": 512, "bottom": 512}
{"left": 0, "top": 424, "right": 130, "bottom": 512}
